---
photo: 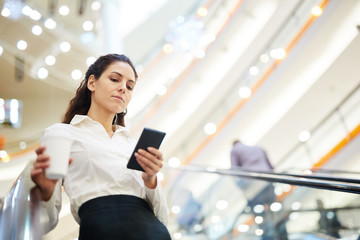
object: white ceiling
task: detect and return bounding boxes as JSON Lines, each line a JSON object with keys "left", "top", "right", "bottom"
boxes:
{"left": 1, "top": 0, "right": 360, "bottom": 239}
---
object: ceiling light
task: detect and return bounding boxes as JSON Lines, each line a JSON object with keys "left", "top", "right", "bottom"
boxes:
{"left": 260, "top": 53, "right": 269, "bottom": 63}
{"left": 1, "top": 8, "right": 11, "bottom": 17}
{"left": 29, "top": 10, "right": 41, "bottom": 20}
{"left": 249, "top": 66, "right": 259, "bottom": 76}
{"left": 298, "top": 130, "right": 310, "bottom": 142}
{"left": 86, "top": 56, "right": 96, "bottom": 66}
{"left": 60, "top": 41, "right": 71, "bottom": 52}
{"left": 31, "top": 25, "right": 42, "bottom": 35}
{"left": 0, "top": 46, "right": 3, "bottom": 55}
{"left": 0, "top": 150, "right": 10, "bottom": 163}
{"left": 238, "top": 86, "right": 252, "bottom": 99}
{"left": 237, "top": 224, "right": 249, "bottom": 232}
{"left": 9, "top": 99, "right": 21, "bottom": 128}
{"left": 253, "top": 204, "right": 264, "bottom": 213}
{"left": 197, "top": 7, "right": 208, "bottom": 17}
{"left": 83, "top": 21, "right": 94, "bottom": 31}
{"left": 21, "top": 5, "right": 32, "bottom": 16}
{"left": 16, "top": 40, "right": 27, "bottom": 50}
{"left": 45, "top": 55, "right": 56, "bottom": 66}
{"left": 91, "top": 1, "right": 101, "bottom": 11}
{"left": 71, "top": 69, "right": 82, "bottom": 80}
{"left": 171, "top": 205, "right": 181, "bottom": 214}
{"left": 255, "top": 229, "right": 264, "bottom": 236}
{"left": 204, "top": 122, "right": 216, "bottom": 135}
{"left": 44, "top": 18, "right": 57, "bottom": 29}
{"left": 2, "top": 0, "right": 22, "bottom": 20}
{"left": 311, "top": 6, "right": 323, "bottom": 16}
{"left": 270, "top": 48, "right": 286, "bottom": 60}
{"left": 37, "top": 67, "right": 48, "bottom": 79}
{"left": 255, "top": 216, "right": 264, "bottom": 224}
{"left": 0, "top": 98, "right": 4, "bottom": 122}
{"left": 19, "top": 141, "right": 27, "bottom": 149}
{"left": 59, "top": 5, "right": 69, "bottom": 16}
{"left": 162, "top": 43, "right": 173, "bottom": 54}
{"left": 270, "top": 202, "right": 282, "bottom": 212}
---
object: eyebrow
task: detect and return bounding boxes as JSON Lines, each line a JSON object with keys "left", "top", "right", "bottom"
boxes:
{"left": 111, "top": 71, "right": 135, "bottom": 83}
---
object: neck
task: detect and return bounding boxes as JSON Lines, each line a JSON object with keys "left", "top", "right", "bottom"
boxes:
{"left": 87, "top": 107, "right": 114, "bottom": 134}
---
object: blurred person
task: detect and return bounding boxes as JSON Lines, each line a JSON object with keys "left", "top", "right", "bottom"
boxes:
{"left": 230, "top": 139, "right": 273, "bottom": 172}
{"left": 30, "top": 54, "right": 171, "bottom": 240}
{"left": 230, "top": 139, "right": 276, "bottom": 206}
{"left": 230, "top": 139, "right": 282, "bottom": 240}
{"left": 317, "top": 199, "right": 344, "bottom": 238}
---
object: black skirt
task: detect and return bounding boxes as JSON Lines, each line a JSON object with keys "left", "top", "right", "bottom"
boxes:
{"left": 78, "top": 195, "right": 171, "bottom": 240}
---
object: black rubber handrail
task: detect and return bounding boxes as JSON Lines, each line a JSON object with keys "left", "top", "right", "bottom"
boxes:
{"left": 168, "top": 164, "right": 360, "bottom": 195}
{"left": 230, "top": 166, "right": 360, "bottom": 184}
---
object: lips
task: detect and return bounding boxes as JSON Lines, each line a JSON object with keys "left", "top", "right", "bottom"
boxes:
{"left": 112, "top": 95, "right": 124, "bottom": 102}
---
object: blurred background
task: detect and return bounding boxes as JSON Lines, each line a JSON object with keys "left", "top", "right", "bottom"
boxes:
{"left": 1, "top": 0, "right": 360, "bottom": 239}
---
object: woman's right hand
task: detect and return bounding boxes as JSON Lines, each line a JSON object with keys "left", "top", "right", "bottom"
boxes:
{"left": 31, "top": 146, "right": 60, "bottom": 201}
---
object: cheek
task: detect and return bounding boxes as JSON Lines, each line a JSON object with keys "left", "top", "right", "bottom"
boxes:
{"left": 126, "top": 93, "right": 132, "bottom": 103}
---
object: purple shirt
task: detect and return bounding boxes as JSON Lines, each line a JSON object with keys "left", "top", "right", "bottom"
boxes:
{"left": 230, "top": 142, "right": 273, "bottom": 171}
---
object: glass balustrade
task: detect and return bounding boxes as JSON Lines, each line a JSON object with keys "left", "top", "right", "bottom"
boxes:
{"left": 165, "top": 167, "right": 360, "bottom": 240}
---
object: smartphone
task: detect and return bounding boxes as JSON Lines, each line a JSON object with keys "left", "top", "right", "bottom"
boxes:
{"left": 127, "top": 128, "right": 166, "bottom": 172}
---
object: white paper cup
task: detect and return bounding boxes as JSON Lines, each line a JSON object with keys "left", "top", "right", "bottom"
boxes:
{"left": 42, "top": 136, "right": 73, "bottom": 179}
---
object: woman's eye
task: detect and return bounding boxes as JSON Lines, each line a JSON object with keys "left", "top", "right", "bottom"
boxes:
{"left": 111, "top": 78, "right": 118, "bottom": 82}
{"left": 127, "top": 85, "right": 133, "bottom": 91}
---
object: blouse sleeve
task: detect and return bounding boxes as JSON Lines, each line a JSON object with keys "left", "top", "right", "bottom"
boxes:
{"left": 21, "top": 162, "right": 62, "bottom": 234}
{"left": 144, "top": 181, "right": 169, "bottom": 225}
{"left": 39, "top": 180, "right": 62, "bottom": 233}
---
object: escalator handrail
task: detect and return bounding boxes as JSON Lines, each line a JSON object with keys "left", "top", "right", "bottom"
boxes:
{"left": 0, "top": 164, "right": 43, "bottom": 240}
{"left": 230, "top": 166, "right": 360, "bottom": 184}
{"left": 168, "top": 164, "right": 360, "bottom": 194}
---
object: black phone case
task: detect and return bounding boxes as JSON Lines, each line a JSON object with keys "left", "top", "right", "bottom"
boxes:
{"left": 127, "top": 128, "right": 166, "bottom": 172}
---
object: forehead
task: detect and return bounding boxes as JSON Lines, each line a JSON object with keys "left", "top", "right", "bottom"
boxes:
{"left": 104, "top": 61, "right": 135, "bottom": 80}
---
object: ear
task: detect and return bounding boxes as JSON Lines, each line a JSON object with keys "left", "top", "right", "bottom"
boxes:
{"left": 87, "top": 75, "right": 96, "bottom": 92}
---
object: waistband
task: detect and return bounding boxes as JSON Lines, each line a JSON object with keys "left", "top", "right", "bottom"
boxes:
{"left": 78, "top": 195, "right": 151, "bottom": 219}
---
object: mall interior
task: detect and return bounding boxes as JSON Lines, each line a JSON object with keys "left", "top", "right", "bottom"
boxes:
{"left": 1, "top": 0, "right": 360, "bottom": 239}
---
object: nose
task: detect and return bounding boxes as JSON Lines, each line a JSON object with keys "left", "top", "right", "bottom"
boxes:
{"left": 118, "top": 81, "right": 126, "bottom": 93}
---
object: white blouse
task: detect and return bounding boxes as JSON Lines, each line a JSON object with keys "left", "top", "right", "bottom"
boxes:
{"left": 41, "top": 115, "right": 169, "bottom": 230}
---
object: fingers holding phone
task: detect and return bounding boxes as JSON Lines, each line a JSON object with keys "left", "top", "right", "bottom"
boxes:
{"left": 135, "top": 147, "right": 164, "bottom": 174}
{"left": 127, "top": 128, "right": 166, "bottom": 172}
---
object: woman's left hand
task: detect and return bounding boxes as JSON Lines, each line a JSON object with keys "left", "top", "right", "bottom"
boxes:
{"left": 135, "top": 147, "right": 164, "bottom": 189}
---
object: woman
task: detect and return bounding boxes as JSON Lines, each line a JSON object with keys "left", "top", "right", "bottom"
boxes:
{"left": 31, "top": 54, "right": 171, "bottom": 239}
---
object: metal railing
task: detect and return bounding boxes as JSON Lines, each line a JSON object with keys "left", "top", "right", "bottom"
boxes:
{"left": 0, "top": 164, "right": 42, "bottom": 240}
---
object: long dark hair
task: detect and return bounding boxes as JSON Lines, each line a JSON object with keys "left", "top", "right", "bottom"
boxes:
{"left": 62, "top": 54, "right": 138, "bottom": 127}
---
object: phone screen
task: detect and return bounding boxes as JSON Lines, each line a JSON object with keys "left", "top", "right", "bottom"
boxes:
{"left": 127, "top": 128, "right": 166, "bottom": 171}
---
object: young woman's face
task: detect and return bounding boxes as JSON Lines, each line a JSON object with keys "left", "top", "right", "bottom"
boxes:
{"left": 87, "top": 61, "right": 136, "bottom": 115}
